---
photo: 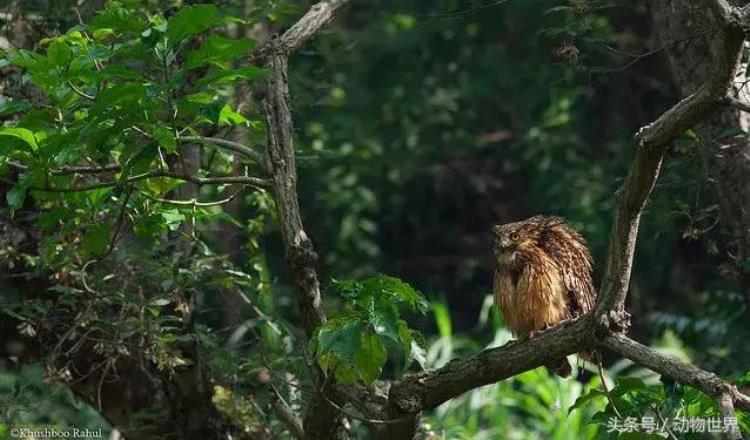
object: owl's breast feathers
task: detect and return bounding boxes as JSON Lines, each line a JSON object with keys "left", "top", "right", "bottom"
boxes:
{"left": 493, "top": 217, "right": 596, "bottom": 338}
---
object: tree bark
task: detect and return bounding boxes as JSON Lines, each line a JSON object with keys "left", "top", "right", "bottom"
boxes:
{"left": 651, "top": 0, "right": 750, "bottom": 299}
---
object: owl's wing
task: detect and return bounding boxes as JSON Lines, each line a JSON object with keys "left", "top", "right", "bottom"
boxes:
{"left": 561, "top": 260, "right": 596, "bottom": 316}
{"left": 541, "top": 226, "right": 597, "bottom": 317}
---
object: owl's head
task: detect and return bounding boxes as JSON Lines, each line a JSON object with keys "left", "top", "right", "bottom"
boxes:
{"left": 491, "top": 215, "right": 563, "bottom": 267}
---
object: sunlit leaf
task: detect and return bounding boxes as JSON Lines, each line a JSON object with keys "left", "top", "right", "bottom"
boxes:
{"left": 0, "top": 127, "right": 39, "bottom": 151}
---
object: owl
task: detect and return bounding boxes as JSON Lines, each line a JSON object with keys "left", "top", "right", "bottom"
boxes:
{"left": 492, "top": 215, "right": 595, "bottom": 377}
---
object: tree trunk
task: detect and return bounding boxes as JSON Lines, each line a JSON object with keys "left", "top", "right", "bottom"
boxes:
{"left": 651, "top": 0, "right": 750, "bottom": 298}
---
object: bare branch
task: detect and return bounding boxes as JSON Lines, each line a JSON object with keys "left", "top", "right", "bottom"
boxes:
{"left": 179, "top": 136, "right": 267, "bottom": 171}
{"left": 388, "top": 316, "right": 595, "bottom": 413}
{"left": 7, "top": 161, "right": 121, "bottom": 175}
{"left": 30, "top": 171, "right": 270, "bottom": 193}
{"left": 279, "top": 0, "right": 351, "bottom": 52}
{"left": 137, "top": 185, "right": 248, "bottom": 207}
{"left": 270, "top": 387, "right": 305, "bottom": 440}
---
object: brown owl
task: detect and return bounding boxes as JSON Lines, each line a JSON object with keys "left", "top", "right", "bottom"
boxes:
{"left": 492, "top": 215, "right": 595, "bottom": 377}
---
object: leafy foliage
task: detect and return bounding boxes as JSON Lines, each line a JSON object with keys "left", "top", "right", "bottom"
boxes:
{"left": 310, "top": 275, "right": 428, "bottom": 385}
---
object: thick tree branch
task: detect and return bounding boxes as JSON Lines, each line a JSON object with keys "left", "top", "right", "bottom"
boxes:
{"left": 259, "top": 2, "right": 352, "bottom": 438}
{"left": 723, "top": 96, "right": 750, "bottom": 113}
{"left": 278, "top": 0, "right": 351, "bottom": 52}
{"left": 602, "top": 333, "right": 749, "bottom": 439}
{"left": 388, "top": 316, "right": 595, "bottom": 413}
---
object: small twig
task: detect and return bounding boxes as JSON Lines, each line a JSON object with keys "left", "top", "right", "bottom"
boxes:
{"left": 269, "top": 384, "right": 305, "bottom": 439}
{"left": 137, "top": 184, "right": 247, "bottom": 207}
{"left": 67, "top": 81, "right": 95, "bottom": 100}
{"left": 179, "top": 136, "right": 267, "bottom": 171}
{"left": 29, "top": 171, "right": 270, "bottom": 193}
{"left": 651, "top": 404, "right": 679, "bottom": 440}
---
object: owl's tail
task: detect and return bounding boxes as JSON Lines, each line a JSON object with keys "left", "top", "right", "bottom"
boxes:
{"left": 547, "top": 358, "right": 572, "bottom": 377}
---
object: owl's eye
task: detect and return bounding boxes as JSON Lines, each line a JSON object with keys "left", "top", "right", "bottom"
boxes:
{"left": 510, "top": 232, "right": 519, "bottom": 241}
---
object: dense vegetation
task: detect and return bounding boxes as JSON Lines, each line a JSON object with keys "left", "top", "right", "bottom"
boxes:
{"left": 1, "top": 0, "right": 749, "bottom": 439}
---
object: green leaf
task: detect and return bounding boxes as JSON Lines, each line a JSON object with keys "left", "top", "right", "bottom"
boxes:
{"left": 614, "top": 377, "right": 647, "bottom": 395}
{"left": 218, "top": 104, "right": 248, "bottom": 125}
{"left": 166, "top": 5, "right": 218, "bottom": 42}
{"left": 185, "top": 35, "right": 255, "bottom": 69}
{"left": 47, "top": 40, "right": 71, "bottom": 66}
{"left": 370, "top": 303, "right": 401, "bottom": 344}
{"left": 569, "top": 388, "right": 605, "bottom": 414}
{"left": 409, "top": 331, "right": 427, "bottom": 369}
{"left": 90, "top": 6, "right": 145, "bottom": 34}
{"left": 90, "top": 83, "right": 145, "bottom": 117}
{"left": 81, "top": 222, "right": 111, "bottom": 256}
{"left": 313, "top": 318, "right": 364, "bottom": 383}
{"left": 0, "top": 127, "right": 39, "bottom": 151}
{"left": 361, "top": 274, "right": 429, "bottom": 312}
{"left": 432, "top": 301, "right": 452, "bottom": 338}
{"left": 153, "top": 125, "right": 177, "bottom": 154}
{"left": 8, "top": 49, "right": 51, "bottom": 71}
{"left": 194, "top": 66, "right": 265, "bottom": 87}
{"left": 92, "top": 28, "right": 115, "bottom": 42}
{"left": 6, "top": 184, "right": 27, "bottom": 212}
{"left": 160, "top": 209, "right": 186, "bottom": 231}
{"left": 355, "top": 331, "right": 387, "bottom": 386}
{"left": 0, "top": 101, "right": 31, "bottom": 117}
{"left": 6, "top": 172, "right": 33, "bottom": 215}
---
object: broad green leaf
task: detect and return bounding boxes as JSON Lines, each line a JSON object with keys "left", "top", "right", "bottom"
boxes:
{"left": 133, "top": 214, "right": 166, "bottom": 238}
{"left": 160, "top": 209, "right": 186, "bottom": 231}
{"left": 613, "top": 377, "right": 647, "bottom": 395}
{"left": 355, "top": 331, "right": 387, "bottom": 386}
{"left": 90, "top": 83, "right": 145, "bottom": 117}
{"left": 397, "top": 320, "right": 413, "bottom": 364}
{"left": 166, "top": 4, "right": 218, "bottom": 42}
{"left": 145, "top": 177, "right": 184, "bottom": 196}
{"left": 47, "top": 40, "right": 71, "bottom": 66}
{"left": 92, "top": 28, "right": 115, "bottom": 42}
{"left": 185, "top": 35, "right": 255, "bottom": 69}
{"left": 82, "top": 222, "right": 111, "bottom": 256}
{"left": 218, "top": 104, "right": 248, "bottom": 125}
{"left": 569, "top": 388, "right": 605, "bottom": 413}
{"left": 90, "top": 6, "right": 145, "bottom": 34}
{"left": 153, "top": 125, "right": 177, "bottom": 154}
{"left": 370, "top": 302, "right": 401, "bottom": 343}
{"left": 8, "top": 49, "right": 51, "bottom": 71}
{"left": 0, "top": 127, "right": 39, "bottom": 151}
{"left": 6, "top": 184, "right": 27, "bottom": 212}
{"left": 361, "top": 274, "right": 429, "bottom": 312}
